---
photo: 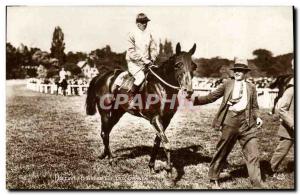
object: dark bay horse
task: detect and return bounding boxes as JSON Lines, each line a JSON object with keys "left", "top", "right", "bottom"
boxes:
{"left": 55, "top": 78, "right": 68, "bottom": 96}
{"left": 86, "top": 43, "right": 196, "bottom": 175}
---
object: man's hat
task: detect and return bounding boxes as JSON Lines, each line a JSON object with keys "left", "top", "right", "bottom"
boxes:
{"left": 230, "top": 58, "right": 251, "bottom": 72}
{"left": 136, "top": 13, "right": 150, "bottom": 23}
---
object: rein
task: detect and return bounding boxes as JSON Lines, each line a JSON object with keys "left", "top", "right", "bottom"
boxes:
{"left": 148, "top": 65, "right": 180, "bottom": 90}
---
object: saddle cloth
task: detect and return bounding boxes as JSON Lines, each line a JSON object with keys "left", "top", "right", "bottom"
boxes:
{"left": 111, "top": 70, "right": 146, "bottom": 93}
{"left": 112, "top": 71, "right": 134, "bottom": 91}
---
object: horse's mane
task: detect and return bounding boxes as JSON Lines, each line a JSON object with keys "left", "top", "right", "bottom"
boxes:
{"left": 155, "top": 55, "right": 176, "bottom": 75}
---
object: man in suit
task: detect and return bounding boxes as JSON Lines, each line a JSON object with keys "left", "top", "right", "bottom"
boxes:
{"left": 193, "top": 59, "right": 264, "bottom": 188}
{"left": 270, "top": 76, "right": 294, "bottom": 177}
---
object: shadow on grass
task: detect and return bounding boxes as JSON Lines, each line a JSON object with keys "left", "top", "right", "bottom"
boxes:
{"left": 114, "top": 146, "right": 295, "bottom": 184}
{"left": 115, "top": 145, "right": 212, "bottom": 183}
{"left": 218, "top": 159, "right": 295, "bottom": 183}
{"left": 218, "top": 160, "right": 271, "bottom": 183}
{"left": 260, "top": 160, "right": 294, "bottom": 179}
{"left": 260, "top": 160, "right": 274, "bottom": 178}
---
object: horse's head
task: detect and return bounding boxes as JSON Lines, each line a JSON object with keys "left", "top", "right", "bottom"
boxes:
{"left": 173, "top": 43, "right": 197, "bottom": 97}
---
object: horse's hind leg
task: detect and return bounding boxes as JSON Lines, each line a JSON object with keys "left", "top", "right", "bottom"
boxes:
{"left": 99, "top": 109, "right": 124, "bottom": 164}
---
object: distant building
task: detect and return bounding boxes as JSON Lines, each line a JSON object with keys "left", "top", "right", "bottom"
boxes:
{"left": 77, "top": 61, "right": 99, "bottom": 79}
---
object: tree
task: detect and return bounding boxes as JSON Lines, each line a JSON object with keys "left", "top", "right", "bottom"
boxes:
{"left": 65, "top": 51, "right": 87, "bottom": 65}
{"left": 252, "top": 49, "right": 293, "bottom": 76}
{"left": 64, "top": 62, "right": 82, "bottom": 76}
{"left": 29, "top": 47, "right": 43, "bottom": 66}
{"left": 17, "top": 43, "right": 31, "bottom": 66}
{"left": 50, "top": 26, "right": 66, "bottom": 65}
{"left": 36, "top": 65, "right": 48, "bottom": 78}
{"left": 272, "top": 53, "right": 294, "bottom": 76}
{"left": 194, "top": 57, "right": 232, "bottom": 77}
{"left": 157, "top": 39, "right": 174, "bottom": 64}
{"left": 88, "top": 45, "right": 126, "bottom": 74}
{"left": 252, "top": 49, "right": 274, "bottom": 76}
{"left": 163, "top": 39, "right": 173, "bottom": 57}
{"left": 6, "top": 43, "right": 19, "bottom": 79}
{"left": 46, "top": 66, "right": 59, "bottom": 78}
{"left": 32, "top": 50, "right": 51, "bottom": 67}
{"left": 6, "top": 42, "right": 29, "bottom": 79}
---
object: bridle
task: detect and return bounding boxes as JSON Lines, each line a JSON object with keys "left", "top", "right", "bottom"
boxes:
{"left": 148, "top": 54, "right": 193, "bottom": 91}
{"left": 148, "top": 65, "right": 181, "bottom": 90}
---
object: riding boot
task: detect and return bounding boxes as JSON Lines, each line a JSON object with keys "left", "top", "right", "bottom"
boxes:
{"left": 128, "top": 84, "right": 139, "bottom": 109}
{"left": 112, "top": 85, "right": 119, "bottom": 100}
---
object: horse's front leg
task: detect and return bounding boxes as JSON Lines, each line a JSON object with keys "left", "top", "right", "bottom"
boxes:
{"left": 148, "top": 135, "right": 161, "bottom": 174}
{"left": 151, "top": 115, "right": 172, "bottom": 176}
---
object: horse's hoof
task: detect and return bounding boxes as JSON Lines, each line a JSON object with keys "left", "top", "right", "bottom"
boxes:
{"left": 99, "top": 152, "right": 107, "bottom": 159}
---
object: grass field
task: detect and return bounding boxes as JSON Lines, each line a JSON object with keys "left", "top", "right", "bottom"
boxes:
{"left": 6, "top": 80, "right": 294, "bottom": 190}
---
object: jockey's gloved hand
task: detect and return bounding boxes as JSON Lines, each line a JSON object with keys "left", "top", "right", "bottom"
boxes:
{"left": 144, "top": 60, "right": 153, "bottom": 68}
{"left": 142, "top": 58, "right": 151, "bottom": 64}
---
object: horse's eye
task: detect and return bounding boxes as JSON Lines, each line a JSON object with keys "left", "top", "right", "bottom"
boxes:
{"left": 174, "top": 62, "right": 183, "bottom": 69}
{"left": 192, "top": 62, "right": 197, "bottom": 71}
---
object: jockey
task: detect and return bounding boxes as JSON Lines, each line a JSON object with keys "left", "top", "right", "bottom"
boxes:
{"left": 126, "top": 13, "right": 159, "bottom": 107}
{"left": 59, "top": 67, "right": 67, "bottom": 83}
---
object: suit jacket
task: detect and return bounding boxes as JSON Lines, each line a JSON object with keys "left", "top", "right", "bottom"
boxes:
{"left": 194, "top": 79, "right": 260, "bottom": 130}
{"left": 277, "top": 86, "right": 294, "bottom": 139}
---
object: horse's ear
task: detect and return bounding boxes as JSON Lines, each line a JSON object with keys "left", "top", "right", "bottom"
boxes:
{"left": 176, "top": 43, "right": 181, "bottom": 54}
{"left": 189, "top": 43, "right": 196, "bottom": 55}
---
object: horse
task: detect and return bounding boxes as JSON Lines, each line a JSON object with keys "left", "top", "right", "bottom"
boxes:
{"left": 55, "top": 78, "right": 68, "bottom": 96}
{"left": 268, "top": 74, "right": 293, "bottom": 114}
{"left": 85, "top": 43, "right": 196, "bottom": 175}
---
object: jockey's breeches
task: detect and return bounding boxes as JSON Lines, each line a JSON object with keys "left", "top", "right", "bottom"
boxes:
{"left": 127, "top": 61, "right": 145, "bottom": 86}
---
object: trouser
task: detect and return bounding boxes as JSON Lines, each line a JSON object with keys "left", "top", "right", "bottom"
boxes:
{"left": 270, "top": 137, "right": 293, "bottom": 172}
{"left": 127, "top": 61, "right": 145, "bottom": 86}
{"left": 208, "top": 111, "right": 262, "bottom": 186}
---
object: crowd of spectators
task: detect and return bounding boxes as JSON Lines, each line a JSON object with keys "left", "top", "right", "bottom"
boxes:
{"left": 27, "top": 77, "right": 90, "bottom": 96}
{"left": 28, "top": 77, "right": 89, "bottom": 85}
{"left": 193, "top": 77, "right": 276, "bottom": 89}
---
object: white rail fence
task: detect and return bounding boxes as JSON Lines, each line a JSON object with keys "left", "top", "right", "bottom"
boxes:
{"left": 26, "top": 80, "right": 279, "bottom": 109}
{"left": 26, "top": 82, "right": 88, "bottom": 96}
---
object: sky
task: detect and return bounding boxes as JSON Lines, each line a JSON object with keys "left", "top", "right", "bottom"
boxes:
{"left": 6, "top": 6, "right": 293, "bottom": 59}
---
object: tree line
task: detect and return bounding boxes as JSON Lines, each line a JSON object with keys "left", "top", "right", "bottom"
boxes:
{"left": 6, "top": 26, "right": 293, "bottom": 79}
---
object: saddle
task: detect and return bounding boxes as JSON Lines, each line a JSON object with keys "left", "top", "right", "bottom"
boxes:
{"left": 111, "top": 69, "right": 148, "bottom": 93}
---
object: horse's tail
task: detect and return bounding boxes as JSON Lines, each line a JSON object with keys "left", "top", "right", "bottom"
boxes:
{"left": 86, "top": 71, "right": 115, "bottom": 115}
{"left": 86, "top": 76, "right": 100, "bottom": 115}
